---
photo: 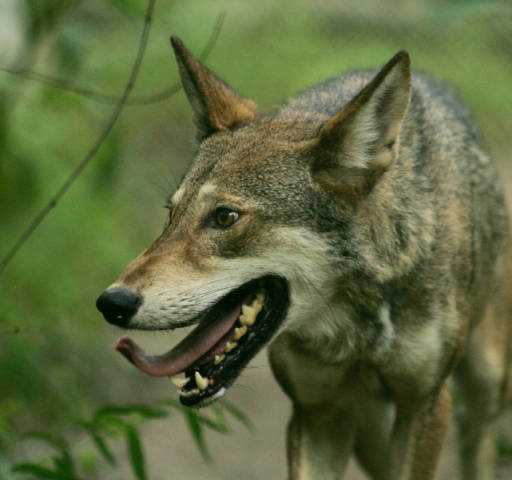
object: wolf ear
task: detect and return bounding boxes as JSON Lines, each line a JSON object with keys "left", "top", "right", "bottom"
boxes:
{"left": 309, "top": 51, "right": 411, "bottom": 197}
{"left": 170, "top": 36, "right": 258, "bottom": 141}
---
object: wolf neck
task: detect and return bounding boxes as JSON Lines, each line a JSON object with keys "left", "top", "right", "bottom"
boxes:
{"left": 269, "top": 136, "right": 437, "bottom": 366}
{"left": 278, "top": 71, "right": 437, "bottom": 285}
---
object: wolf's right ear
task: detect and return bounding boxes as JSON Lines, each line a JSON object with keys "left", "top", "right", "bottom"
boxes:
{"left": 170, "top": 36, "right": 258, "bottom": 141}
{"left": 308, "top": 51, "right": 411, "bottom": 199}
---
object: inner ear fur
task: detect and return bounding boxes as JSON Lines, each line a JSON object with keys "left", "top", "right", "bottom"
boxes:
{"left": 170, "top": 36, "right": 258, "bottom": 141}
{"left": 309, "top": 51, "right": 411, "bottom": 198}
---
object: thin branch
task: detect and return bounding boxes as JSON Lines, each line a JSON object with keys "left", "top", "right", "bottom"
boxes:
{"left": 0, "top": 0, "right": 157, "bottom": 274}
{"left": 0, "top": 12, "right": 226, "bottom": 106}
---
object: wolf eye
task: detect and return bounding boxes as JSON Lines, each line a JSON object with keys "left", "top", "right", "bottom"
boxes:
{"left": 214, "top": 207, "right": 239, "bottom": 228}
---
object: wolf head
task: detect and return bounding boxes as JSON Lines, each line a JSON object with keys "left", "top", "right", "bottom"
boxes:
{"left": 96, "top": 37, "right": 411, "bottom": 407}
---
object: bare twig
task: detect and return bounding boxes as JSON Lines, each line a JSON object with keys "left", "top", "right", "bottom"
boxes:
{"left": 0, "top": 0, "right": 157, "bottom": 274}
{"left": 0, "top": 12, "right": 226, "bottom": 106}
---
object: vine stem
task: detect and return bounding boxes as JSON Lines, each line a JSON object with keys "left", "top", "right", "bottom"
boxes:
{"left": 0, "top": 0, "right": 157, "bottom": 274}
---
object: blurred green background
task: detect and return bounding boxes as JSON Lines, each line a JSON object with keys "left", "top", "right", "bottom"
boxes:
{"left": 1, "top": 0, "right": 511, "bottom": 478}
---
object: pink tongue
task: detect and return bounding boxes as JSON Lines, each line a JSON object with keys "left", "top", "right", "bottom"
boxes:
{"left": 115, "top": 305, "right": 242, "bottom": 377}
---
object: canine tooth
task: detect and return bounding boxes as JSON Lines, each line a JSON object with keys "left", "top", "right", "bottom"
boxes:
{"left": 225, "top": 341, "right": 237, "bottom": 352}
{"left": 234, "top": 326, "right": 247, "bottom": 339}
{"left": 214, "top": 354, "right": 225, "bottom": 365}
{"left": 240, "top": 304, "right": 259, "bottom": 326}
{"left": 195, "top": 371, "right": 208, "bottom": 391}
{"left": 170, "top": 375, "right": 190, "bottom": 389}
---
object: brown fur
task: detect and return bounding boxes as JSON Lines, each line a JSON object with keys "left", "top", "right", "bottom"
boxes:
{"left": 171, "top": 36, "right": 258, "bottom": 140}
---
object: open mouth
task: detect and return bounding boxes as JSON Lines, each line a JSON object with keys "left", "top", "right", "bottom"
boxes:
{"left": 115, "top": 275, "right": 289, "bottom": 407}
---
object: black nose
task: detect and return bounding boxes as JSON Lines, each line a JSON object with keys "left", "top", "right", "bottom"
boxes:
{"left": 96, "top": 287, "right": 142, "bottom": 327}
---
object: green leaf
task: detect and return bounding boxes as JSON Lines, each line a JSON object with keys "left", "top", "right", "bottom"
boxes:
{"left": 21, "top": 433, "right": 76, "bottom": 475}
{"left": 160, "top": 398, "right": 253, "bottom": 459}
{"left": 75, "top": 420, "right": 116, "bottom": 466}
{"left": 219, "top": 399, "right": 254, "bottom": 432}
{"left": 90, "top": 431, "right": 116, "bottom": 467}
{"left": 194, "top": 411, "right": 229, "bottom": 435}
{"left": 160, "top": 400, "right": 218, "bottom": 458}
{"left": 11, "top": 463, "right": 78, "bottom": 480}
{"left": 184, "top": 410, "right": 211, "bottom": 462}
{"left": 22, "top": 432, "right": 70, "bottom": 457}
{"left": 124, "top": 424, "right": 146, "bottom": 480}
{"left": 51, "top": 456, "right": 74, "bottom": 476}
{"left": 210, "top": 405, "right": 230, "bottom": 434}
{"left": 94, "top": 405, "right": 168, "bottom": 422}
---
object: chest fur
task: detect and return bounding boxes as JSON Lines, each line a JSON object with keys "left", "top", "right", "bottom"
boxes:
{"left": 269, "top": 300, "right": 447, "bottom": 405}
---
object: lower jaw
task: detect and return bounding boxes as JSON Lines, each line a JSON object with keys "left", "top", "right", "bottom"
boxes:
{"left": 180, "top": 385, "right": 227, "bottom": 408}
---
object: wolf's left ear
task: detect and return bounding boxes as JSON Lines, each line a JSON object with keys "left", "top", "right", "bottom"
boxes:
{"left": 309, "top": 51, "right": 411, "bottom": 196}
{"left": 170, "top": 36, "right": 258, "bottom": 141}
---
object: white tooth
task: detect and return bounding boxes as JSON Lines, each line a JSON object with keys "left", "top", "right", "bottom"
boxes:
{"left": 195, "top": 371, "right": 208, "bottom": 390}
{"left": 170, "top": 375, "right": 190, "bottom": 389}
{"left": 180, "top": 388, "right": 200, "bottom": 397}
{"left": 225, "top": 341, "right": 237, "bottom": 352}
{"left": 214, "top": 354, "right": 225, "bottom": 365}
{"left": 234, "top": 326, "right": 247, "bottom": 340}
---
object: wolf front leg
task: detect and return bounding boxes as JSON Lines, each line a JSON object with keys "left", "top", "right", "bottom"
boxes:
{"left": 389, "top": 384, "right": 452, "bottom": 480}
{"left": 287, "top": 403, "right": 357, "bottom": 480}
{"left": 453, "top": 294, "right": 512, "bottom": 480}
{"left": 286, "top": 386, "right": 451, "bottom": 480}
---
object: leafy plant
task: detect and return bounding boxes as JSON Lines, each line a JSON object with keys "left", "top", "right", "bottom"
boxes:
{"left": 9, "top": 399, "right": 251, "bottom": 480}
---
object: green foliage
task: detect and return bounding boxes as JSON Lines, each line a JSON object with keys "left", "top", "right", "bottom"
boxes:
{"left": 8, "top": 399, "right": 252, "bottom": 480}
{"left": 159, "top": 399, "right": 252, "bottom": 462}
{"left": 11, "top": 432, "right": 78, "bottom": 480}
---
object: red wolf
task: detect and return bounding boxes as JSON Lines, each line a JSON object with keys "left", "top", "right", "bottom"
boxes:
{"left": 97, "top": 38, "right": 512, "bottom": 479}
